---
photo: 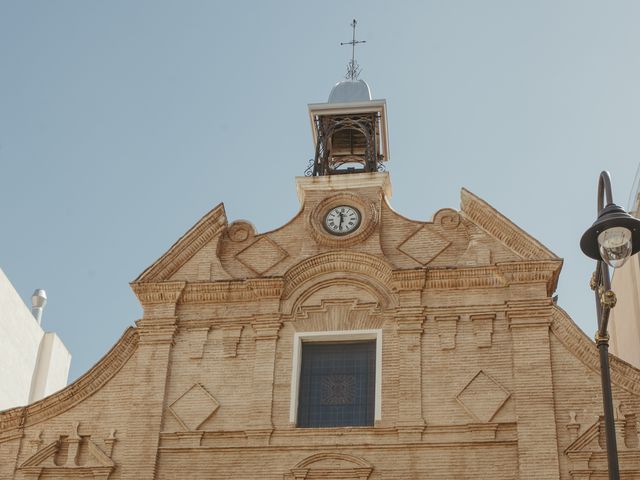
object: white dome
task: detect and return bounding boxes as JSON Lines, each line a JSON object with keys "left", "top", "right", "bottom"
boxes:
{"left": 328, "top": 79, "right": 372, "bottom": 103}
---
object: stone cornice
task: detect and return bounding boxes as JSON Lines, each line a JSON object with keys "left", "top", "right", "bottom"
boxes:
{"left": 177, "top": 278, "right": 284, "bottom": 304}
{"left": 420, "top": 260, "right": 561, "bottom": 293}
{"left": 130, "top": 281, "right": 186, "bottom": 306}
{"left": 282, "top": 251, "right": 393, "bottom": 299}
{"left": 180, "top": 280, "right": 254, "bottom": 303}
{"left": 246, "top": 278, "right": 284, "bottom": 299}
{"left": 0, "top": 327, "right": 139, "bottom": 431}
{"left": 392, "top": 270, "right": 426, "bottom": 291}
{"left": 134, "top": 203, "right": 227, "bottom": 283}
{"left": 395, "top": 306, "right": 425, "bottom": 332}
{"left": 295, "top": 172, "right": 391, "bottom": 204}
{"left": 550, "top": 306, "right": 640, "bottom": 396}
{"left": 460, "top": 188, "right": 559, "bottom": 261}
{"left": 136, "top": 260, "right": 561, "bottom": 309}
{"left": 251, "top": 315, "right": 282, "bottom": 340}
{"left": 158, "top": 423, "right": 518, "bottom": 449}
{"left": 497, "top": 260, "right": 562, "bottom": 296}
{"left": 424, "top": 266, "right": 506, "bottom": 289}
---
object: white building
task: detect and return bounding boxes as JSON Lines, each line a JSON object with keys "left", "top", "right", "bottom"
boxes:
{"left": 609, "top": 166, "right": 640, "bottom": 367}
{"left": 0, "top": 268, "right": 71, "bottom": 410}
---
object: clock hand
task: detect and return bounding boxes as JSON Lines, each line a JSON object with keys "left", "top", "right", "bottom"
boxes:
{"left": 339, "top": 212, "right": 344, "bottom": 229}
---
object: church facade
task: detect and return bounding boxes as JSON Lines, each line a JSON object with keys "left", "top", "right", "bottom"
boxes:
{"left": 2, "top": 78, "right": 640, "bottom": 480}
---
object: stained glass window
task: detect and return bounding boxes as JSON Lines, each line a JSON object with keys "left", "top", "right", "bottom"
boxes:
{"left": 297, "top": 341, "right": 375, "bottom": 428}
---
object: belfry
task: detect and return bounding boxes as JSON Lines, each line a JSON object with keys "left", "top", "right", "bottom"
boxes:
{"left": 308, "top": 19, "right": 388, "bottom": 176}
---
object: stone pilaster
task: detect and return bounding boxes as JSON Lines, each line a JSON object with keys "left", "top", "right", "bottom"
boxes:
{"left": 508, "top": 299, "right": 560, "bottom": 480}
{"left": 247, "top": 314, "right": 282, "bottom": 445}
{"left": 122, "top": 281, "right": 184, "bottom": 480}
{"left": 395, "top": 307, "right": 425, "bottom": 442}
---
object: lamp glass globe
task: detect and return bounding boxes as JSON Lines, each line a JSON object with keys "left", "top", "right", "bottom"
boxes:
{"left": 598, "top": 226, "right": 633, "bottom": 268}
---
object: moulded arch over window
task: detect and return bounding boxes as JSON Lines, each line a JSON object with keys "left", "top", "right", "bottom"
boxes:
{"left": 285, "top": 452, "right": 373, "bottom": 479}
{"left": 281, "top": 251, "right": 396, "bottom": 315}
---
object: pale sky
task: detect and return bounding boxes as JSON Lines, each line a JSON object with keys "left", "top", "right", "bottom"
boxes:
{"left": 1, "top": 1, "right": 639, "bottom": 381}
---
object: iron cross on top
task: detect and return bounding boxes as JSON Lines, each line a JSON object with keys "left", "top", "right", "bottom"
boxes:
{"left": 341, "top": 19, "right": 366, "bottom": 80}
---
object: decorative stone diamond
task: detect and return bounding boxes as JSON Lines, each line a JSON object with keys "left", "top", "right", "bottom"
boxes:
{"left": 169, "top": 383, "right": 219, "bottom": 431}
{"left": 456, "top": 371, "right": 510, "bottom": 423}
{"left": 235, "top": 237, "right": 288, "bottom": 275}
{"left": 398, "top": 226, "right": 451, "bottom": 265}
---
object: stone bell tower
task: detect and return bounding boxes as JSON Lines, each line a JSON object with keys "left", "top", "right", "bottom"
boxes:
{"left": 306, "top": 20, "right": 389, "bottom": 176}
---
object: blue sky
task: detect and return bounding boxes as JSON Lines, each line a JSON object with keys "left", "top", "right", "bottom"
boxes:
{"left": 1, "top": 1, "right": 639, "bottom": 380}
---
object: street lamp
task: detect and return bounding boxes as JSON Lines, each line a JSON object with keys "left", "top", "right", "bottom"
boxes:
{"left": 580, "top": 171, "right": 640, "bottom": 480}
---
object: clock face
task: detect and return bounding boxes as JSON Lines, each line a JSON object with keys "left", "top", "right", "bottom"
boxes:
{"left": 324, "top": 205, "right": 361, "bottom": 235}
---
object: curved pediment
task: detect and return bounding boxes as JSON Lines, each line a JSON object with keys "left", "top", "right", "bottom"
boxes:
{"left": 0, "top": 328, "right": 138, "bottom": 431}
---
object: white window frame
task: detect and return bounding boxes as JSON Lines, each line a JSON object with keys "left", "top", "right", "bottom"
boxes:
{"left": 289, "top": 329, "right": 382, "bottom": 425}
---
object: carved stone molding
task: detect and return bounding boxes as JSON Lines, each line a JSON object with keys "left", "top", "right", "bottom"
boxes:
{"left": 135, "top": 317, "right": 178, "bottom": 345}
{"left": 395, "top": 307, "right": 425, "bottom": 334}
{"left": 249, "top": 315, "right": 281, "bottom": 438}
{"left": 507, "top": 299, "right": 553, "bottom": 329}
{"left": 246, "top": 278, "right": 284, "bottom": 299}
{"left": 435, "top": 315, "right": 459, "bottom": 350}
{"left": 168, "top": 383, "right": 220, "bottom": 431}
{"left": 391, "top": 269, "right": 426, "bottom": 291}
{"left": 551, "top": 306, "right": 640, "bottom": 396}
{"left": 18, "top": 422, "right": 116, "bottom": 479}
{"left": 178, "top": 278, "right": 284, "bottom": 304}
{"left": 397, "top": 208, "right": 469, "bottom": 266}
{"left": 235, "top": 236, "right": 289, "bottom": 275}
{"left": 497, "top": 260, "right": 562, "bottom": 296}
{"left": 0, "top": 328, "right": 138, "bottom": 431}
{"left": 424, "top": 305, "right": 506, "bottom": 318}
{"left": 283, "top": 251, "right": 393, "bottom": 299}
{"left": 135, "top": 203, "right": 227, "bottom": 283}
{"left": 460, "top": 188, "right": 558, "bottom": 261}
{"left": 391, "top": 270, "right": 425, "bottom": 305}
{"left": 467, "top": 423, "right": 499, "bottom": 442}
{"left": 398, "top": 225, "right": 451, "bottom": 266}
{"left": 471, "top": 313, "right": 494, "bottom": 348}
{"left": 285, "top": 452, "right": 373, "bottom": 480}
{"left": 251, "top": 315, "right": 282, "bottom": 341}
{"left": 294, "top": 300, "right": 384, "bottom": 332}
{"left": 425, "top": 266, "right": 506, "bottom": 289}
{"left": 565, "top": 414, "right": 640, "bottom": 478}
{"left": 456, "top": 370, "right": 511, "bottom": 423}
{"left": 226, "top": 220, "right": 256, "bottom": 243}
{"left": 180, "top": 281, "right": 252, "bottom": 303}
{"left": 245, "top": 428, "right": 273, "bottom": 447}
{"left": 130, "top": 281, "right": 186, "bottom": 306}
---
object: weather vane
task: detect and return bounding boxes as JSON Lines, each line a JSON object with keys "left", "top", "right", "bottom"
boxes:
{"left": 340, "top": 19, "right": 366, "bottom": 80}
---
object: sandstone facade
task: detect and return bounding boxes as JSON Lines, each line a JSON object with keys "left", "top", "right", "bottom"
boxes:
{"left": 1, "top": 172, "right": 639, "bottom": 479}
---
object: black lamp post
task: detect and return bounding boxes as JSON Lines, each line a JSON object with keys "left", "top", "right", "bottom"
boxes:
{"left": 580, "top": 171, "right": 640, "bottom": 480}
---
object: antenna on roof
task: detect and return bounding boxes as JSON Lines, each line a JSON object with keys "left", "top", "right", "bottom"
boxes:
{"left": 340, "top": 19, "right": 366, "bottom": 80}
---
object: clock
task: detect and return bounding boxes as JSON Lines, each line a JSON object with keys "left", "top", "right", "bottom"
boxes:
{"left": 324, "top": 205, "right": 361, "bottom": 235}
